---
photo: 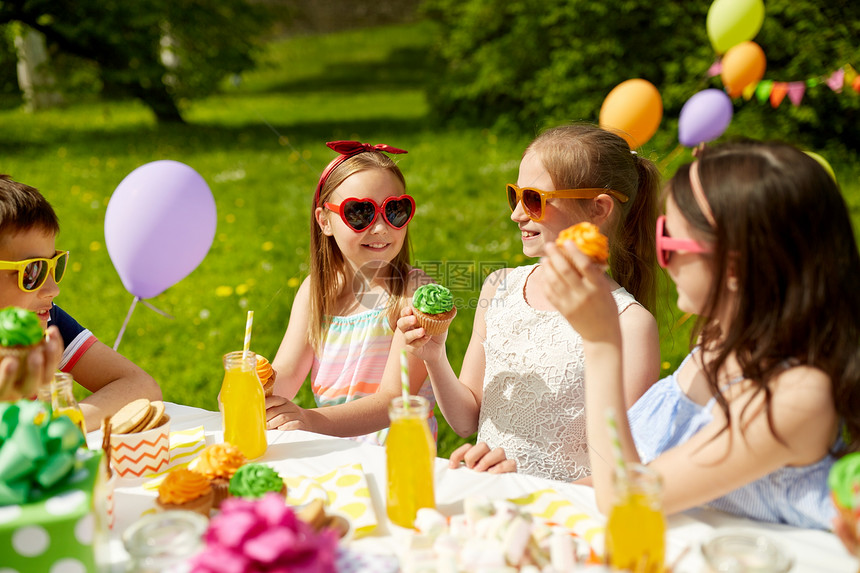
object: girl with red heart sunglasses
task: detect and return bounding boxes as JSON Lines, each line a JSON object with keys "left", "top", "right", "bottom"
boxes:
{"left": 264, "top": 141, "right": 436, "bottom": 445}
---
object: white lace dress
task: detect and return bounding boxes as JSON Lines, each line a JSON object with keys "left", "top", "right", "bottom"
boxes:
{"left": 478, "top": 264, "right": 639, "bottom": 482}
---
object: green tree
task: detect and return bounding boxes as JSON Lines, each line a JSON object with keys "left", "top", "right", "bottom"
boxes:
{"left": 421, "top": 0, "right": 859, "bottom": 150}
{"left": 0, "top": 0, "right": 272, "bottom": 122}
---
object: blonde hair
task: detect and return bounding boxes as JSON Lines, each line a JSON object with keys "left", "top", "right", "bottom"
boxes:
{"left": 526, "top": 124, "right": 660, "bottom": 312}
{"left": 308, "top": 152, "right": 412, "bottom": 352}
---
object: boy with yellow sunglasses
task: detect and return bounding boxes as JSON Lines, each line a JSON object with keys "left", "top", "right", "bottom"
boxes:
{"left": 0, "top": 174, "right": 161, "bottom": 430}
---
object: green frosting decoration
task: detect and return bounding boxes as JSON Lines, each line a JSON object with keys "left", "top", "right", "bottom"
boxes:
{"left": 829, "top": 452, "right": 860, "bottom": 508}
{"left": 413, "top": 284, "right": 454, "bottom": 314}
{"left": 0, "top": 400, "right": 86, "bottom": 505}
{"left": 228, "top": 463, "right": 284, "bottom": 498}
{"left": 0, "top": 307, "right": 43, "bottom": 347}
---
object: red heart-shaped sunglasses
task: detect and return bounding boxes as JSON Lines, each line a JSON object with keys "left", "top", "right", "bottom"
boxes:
{"left": 324, "top": 195, "right": 415, "bottom": 232}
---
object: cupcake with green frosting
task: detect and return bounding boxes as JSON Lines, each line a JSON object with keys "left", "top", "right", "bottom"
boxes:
{"left": 228, "top": 463, "right": 286, "bottom": 500}
{"left": 0, "top": 307, "right": 45, "bottom": 396}
{"left": 829, "top": 452, "right": 860, "bottom": 536}
{"left": 412, "top": 283, "right": 457, "bottom": 336}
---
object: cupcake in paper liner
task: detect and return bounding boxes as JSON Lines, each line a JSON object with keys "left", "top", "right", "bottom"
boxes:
{"left": 156, "top": 468, "right": 214, "bottom": 517}
{"left": 194, "top": 443, "right": 247, "bottom": 508}
{"left": 412, "top": 284, "right": 457, "bottom": 336}
{"left": 828, "top": 452, "right": 860, "bottom": 539}
{"left": 0, "top": 306, "right": 45, "bottom": 394}
{"left": 255, "top": 354, "right": 276, "bottom": 397}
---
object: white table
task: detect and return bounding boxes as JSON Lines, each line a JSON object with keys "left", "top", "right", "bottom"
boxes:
{"left": 89, "top": 403, "right": 859, "bottom": 572}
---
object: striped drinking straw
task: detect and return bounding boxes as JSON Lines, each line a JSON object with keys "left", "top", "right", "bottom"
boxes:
{"left": 606, "top": 407, "right": 627, "bottom": 482}
{"left": 400, "top": 348, "right": 410, "bottom": 412}
{"left": 243, "top": 310, "right": 254, "bottom": 368}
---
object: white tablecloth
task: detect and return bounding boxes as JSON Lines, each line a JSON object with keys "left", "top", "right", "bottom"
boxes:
{"left": 88, "top": 402, "right": 858, "bottom": 572}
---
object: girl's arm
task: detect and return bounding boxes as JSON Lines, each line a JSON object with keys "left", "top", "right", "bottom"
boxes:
{"left": 544, "top": 242, "right": 837, "bottom": 515}
{"left": 270, "top": 277, "right": 316, "bottom": 400}
{"left": 72, "top": 340, "right": 163, "bottom": 432}
{"left": 398, "top": 269, "right": 507, "bottom": 437}
{"left": 267, "top": 270, "right": 433, "bottom": 436}
{"left": 617, "top": 299, "right": 660, "bottom": 407}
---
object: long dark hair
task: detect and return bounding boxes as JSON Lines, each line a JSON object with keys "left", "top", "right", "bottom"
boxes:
{"left": 669, "top": 141, "right": 860, "bottom": 454}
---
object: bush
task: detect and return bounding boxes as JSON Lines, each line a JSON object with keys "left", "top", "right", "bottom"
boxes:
{"left": 421, "top": 0, "right": 860, "bottom": 151}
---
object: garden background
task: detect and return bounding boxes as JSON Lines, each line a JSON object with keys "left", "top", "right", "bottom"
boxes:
{"left": 0, "top": 0, "right": 857, "bottom": 457}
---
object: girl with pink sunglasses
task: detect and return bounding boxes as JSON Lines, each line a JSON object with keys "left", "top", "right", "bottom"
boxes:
{"left": 543, "top": 141, "right": 860, "bottom": 530}
{"left": 264, "top": 141, "right": 437, "bottom": 444}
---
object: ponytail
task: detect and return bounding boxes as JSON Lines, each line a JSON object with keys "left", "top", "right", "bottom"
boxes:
{"left": 608, "top": 154, "right": 660, "bottom": 314}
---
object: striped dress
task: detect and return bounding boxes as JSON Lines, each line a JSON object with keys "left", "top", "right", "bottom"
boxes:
{"left": 311, "top": 306, "right": 437, "bottom": 446}
{"left": 627, "top": 351, "right": 836, "bottom": 529}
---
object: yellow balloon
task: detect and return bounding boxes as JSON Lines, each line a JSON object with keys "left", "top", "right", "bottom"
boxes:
{"left": 707, "top": 0, "right": 765, "bottom": 54}
{"left": 598, "top": 79, "right": 663, "bottom": 149}
{"left": 721, "top": 41, "right": 766, "bottom": 98}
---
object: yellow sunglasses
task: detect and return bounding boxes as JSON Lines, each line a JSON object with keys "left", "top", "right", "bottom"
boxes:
{"left": 507, "top": 183, "right": 629, "bottom": 222}
{"left": 0, "top": 251, "right": 69, "bottom": 292}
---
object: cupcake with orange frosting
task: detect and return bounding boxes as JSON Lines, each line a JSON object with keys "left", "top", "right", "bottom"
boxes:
{"left": 255, "top": 355, "right": 276, "bottom": 397}
{"left": 156, "top": 468, "right": 214, "bottom": 517}
{"left": 556, "top": 222, "right": 609, "bottom": 264}
{"left": 194, "top": 443, "right": 247, "bottom": 508}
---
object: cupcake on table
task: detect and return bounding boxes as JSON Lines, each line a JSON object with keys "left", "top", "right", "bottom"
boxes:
{"left": 193, "top": 443, "right": 247, "bottom": 508}
{"left": 228, "top": 463, "right": 287, "bottom": 500}
{"left": 156, "top": 468, "right": 214, "bottom": 517}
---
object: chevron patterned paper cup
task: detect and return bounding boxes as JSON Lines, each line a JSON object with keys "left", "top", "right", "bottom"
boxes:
{"left": 110, "top": 416, "right": 171, "bottom": 478}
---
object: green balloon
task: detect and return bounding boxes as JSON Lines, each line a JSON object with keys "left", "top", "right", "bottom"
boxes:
{"left": 804, "top": 151, "right": 837, "bottom": 183}
{"left": 707, "top": 0, "right": 765, "bottom": 54}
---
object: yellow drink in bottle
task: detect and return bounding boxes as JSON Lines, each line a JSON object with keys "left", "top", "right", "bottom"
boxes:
{"left": 605, "top": 464, "right": 666, "bottom": 572}
{"left": 57, "top": 407, "right": 87, "bottom": 436}
{"left": 220, "top": 351, "right": 267, "bottom": 459}
{"left": 386, "top": 396, "right": 436, "bottom": 528}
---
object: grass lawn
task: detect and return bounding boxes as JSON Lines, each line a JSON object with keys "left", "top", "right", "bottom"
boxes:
{"left": 1, "top": 21, "right": 857, "bottom": 458}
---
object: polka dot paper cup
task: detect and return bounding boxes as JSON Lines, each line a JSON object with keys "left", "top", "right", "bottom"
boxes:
{"left": 110, "top": 417, "right": 171, "bottom": 478}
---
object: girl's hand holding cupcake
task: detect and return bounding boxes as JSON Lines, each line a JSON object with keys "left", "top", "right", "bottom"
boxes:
{"left": 397, "top": 307, "right": 449, "bottom": 364}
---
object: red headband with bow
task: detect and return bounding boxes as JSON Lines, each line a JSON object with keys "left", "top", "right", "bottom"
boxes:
{"left": 313, "top": 140, "right": 408, "bottom": 207}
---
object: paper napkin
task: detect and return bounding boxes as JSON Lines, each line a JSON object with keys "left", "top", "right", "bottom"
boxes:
{"left": 509, "top": 488, "right": 606, "bottom": 554}
{"left": 284, "top": 463, "right": 378, "bottom": 539}
{"left": 141, "top": 425, "right": 207, "bottom": 490}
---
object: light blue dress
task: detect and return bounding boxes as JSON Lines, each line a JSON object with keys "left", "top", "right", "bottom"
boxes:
{"left": 627, "top": 351, "right": 836, "bottom": 530}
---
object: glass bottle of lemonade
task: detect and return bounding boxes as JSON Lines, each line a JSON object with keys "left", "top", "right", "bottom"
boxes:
{"left": 605, "top": 463, "right": 666, "bottom": 572}
{"left": 386, "top": 395, "right": 436, "bottom": 528}
{"left": 220, "top": 351, "right": 267, "bottom": 459}
{"left": 38, "top": 372, "right": 86, "bottom": 435}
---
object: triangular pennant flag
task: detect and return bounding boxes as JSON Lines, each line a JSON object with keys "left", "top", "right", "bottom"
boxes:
{"left": 807, "top": 77, "right": 821, "bottom": 88}
{"left": 770, "top": 82, "right": 789, "bottom": 108}
{"left": 787, "top": 82, "right": 806, "bottom": 106}
{"left": 742, "top": 82, "right": 758, "bottom": 100}
{"left": 844, "top": 64, "right": 858, "bottom": 86}
{"left": 707, "top": 60, "right": 723, "bottom": 78}
{"left": 755, "top": 80, "right": 774, "bottom": 104}
{"left": 826, "top": 68, "right": 845, "bottom": 92}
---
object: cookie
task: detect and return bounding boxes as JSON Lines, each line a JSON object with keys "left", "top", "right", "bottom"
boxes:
{"left": 112, "top": 399, "right": 153, "bottom": 434}
{"left": 141, "top": 400, "right": 166, "bottom": 431}
{"left": 296, "top": 498, "right": 327, "bottom": 530}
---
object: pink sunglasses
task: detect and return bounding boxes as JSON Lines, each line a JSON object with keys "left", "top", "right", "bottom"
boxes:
{"left": 656, "top": 215, "right": 711, "bottom": 268}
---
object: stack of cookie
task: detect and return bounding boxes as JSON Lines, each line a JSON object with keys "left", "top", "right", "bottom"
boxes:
{"left": 112, "top": 399, "right": 169, "bottom": 434}
{"left": 297, "top": 499, "right": 352, "bottom": 540}
{"left": 109, "top": 399, "right": 171, "bottom": 478}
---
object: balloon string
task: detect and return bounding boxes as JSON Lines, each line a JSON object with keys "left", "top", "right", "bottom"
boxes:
{"left": 657, "top": 142, "right": 686, "bottom": 172}
{"left": 141, "top": 299, "right": 175, "bottom": 319}
{"left": 113, "top": 296, "right": 139, "bottom": 351}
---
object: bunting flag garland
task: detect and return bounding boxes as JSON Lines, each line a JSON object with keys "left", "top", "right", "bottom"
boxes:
{"left": 710, "top": 62, "right": 858, "bottom": 108}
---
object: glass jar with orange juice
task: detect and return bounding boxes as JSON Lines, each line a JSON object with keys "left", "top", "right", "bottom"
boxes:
{"left": 220, "top": 351, "right": 267, "bottom": 459}
{"left": 37, "top": 372, "right": 86, "bottom": 435}
{"left": 386, "top": 395, "right": 436, "bottom": 528}
{"left": 605, "top": 463, "right": 666, "bottom": 572}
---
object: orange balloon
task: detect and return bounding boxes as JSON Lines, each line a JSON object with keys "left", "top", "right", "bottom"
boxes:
{"left": 598, "top": 79, "right": 663, "bottom": 149}
{"left": 721, "top": 41, "right": 766, "bottom": 98}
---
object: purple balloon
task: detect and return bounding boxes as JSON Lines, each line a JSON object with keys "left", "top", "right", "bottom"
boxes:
{"left": 678, "top": 89, "right": 734, "bottom": 147}
{"left": 105, "top": 160, "right": 216, "bottom": 299}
